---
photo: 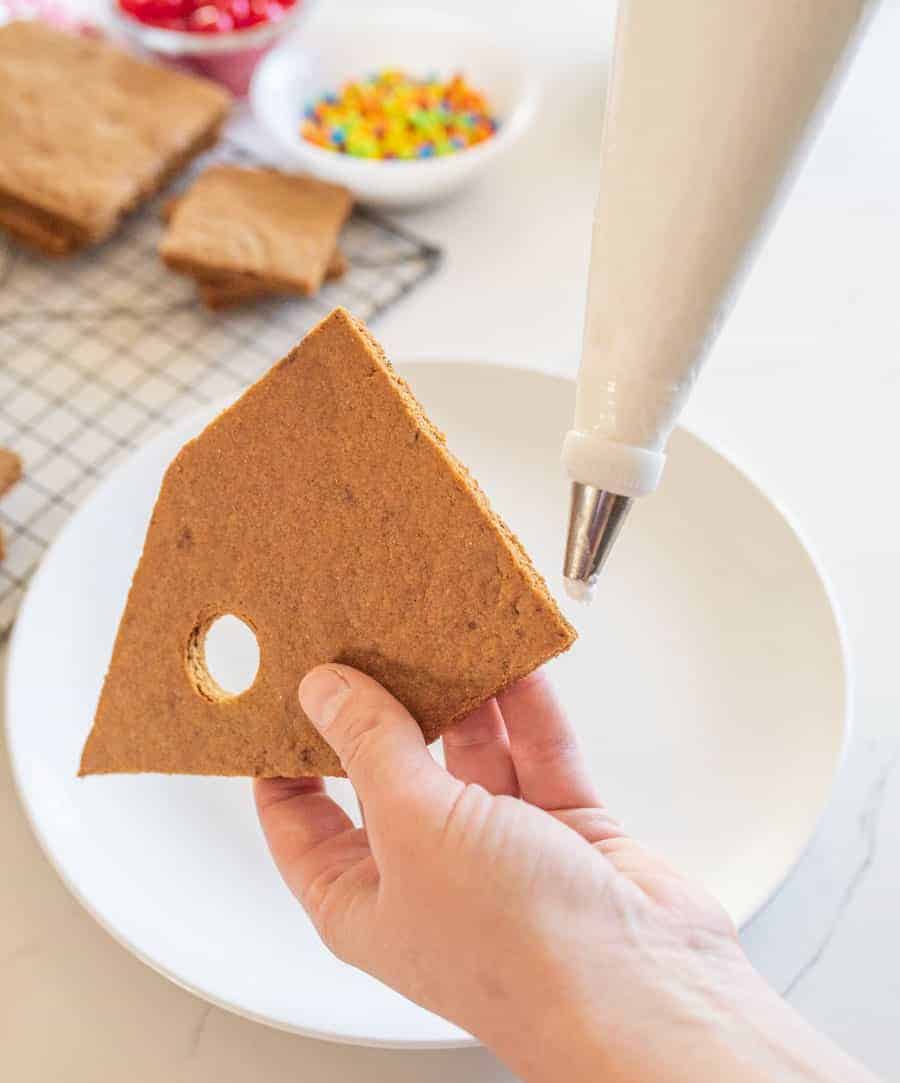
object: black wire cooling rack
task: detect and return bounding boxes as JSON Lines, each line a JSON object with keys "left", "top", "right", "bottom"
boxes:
{"left": 0, "top": 141, "right": 442, "bottom": 639}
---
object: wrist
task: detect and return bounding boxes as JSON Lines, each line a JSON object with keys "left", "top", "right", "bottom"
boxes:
{"left": 469, "top": 939, "right": 750, "bottom": 1082}
{"left": 490, "top": 939, "right": 876, "bottom": 1083}
{"left": 539, "top": 941, "right": 762, "bottom": 1083}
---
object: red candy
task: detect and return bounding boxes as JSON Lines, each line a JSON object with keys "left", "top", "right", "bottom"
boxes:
{"left": 118, "top": 0, "right": 296, "bottom": 32}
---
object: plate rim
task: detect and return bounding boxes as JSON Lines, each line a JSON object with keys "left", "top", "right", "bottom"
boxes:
{"left": 4, "top": 355, "right": 852, "bottom": 1049}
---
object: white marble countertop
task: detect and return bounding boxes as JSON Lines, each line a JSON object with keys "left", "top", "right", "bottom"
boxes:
{"left": 3, "top": 0, "right": 900, "bottom": 1079}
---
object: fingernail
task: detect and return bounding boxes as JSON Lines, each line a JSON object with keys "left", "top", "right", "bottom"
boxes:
{"left": 298, "top": 668, "right": 351, "bottom": 731}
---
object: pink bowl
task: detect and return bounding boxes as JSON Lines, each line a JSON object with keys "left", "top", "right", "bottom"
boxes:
{"left": 110, "top": 2, "right": 304, "bottom": 96}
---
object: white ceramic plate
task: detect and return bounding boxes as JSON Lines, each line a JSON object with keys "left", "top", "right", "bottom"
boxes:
{"left": 6, "top": 361, "right": 848, "bottom": 1048}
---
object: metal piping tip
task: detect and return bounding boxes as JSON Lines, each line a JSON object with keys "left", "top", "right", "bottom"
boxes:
{"left": 563, "top": 483, "right": 632, "bottom": 603}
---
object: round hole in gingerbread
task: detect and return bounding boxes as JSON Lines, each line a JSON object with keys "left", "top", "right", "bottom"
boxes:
{"left": 186, "top": 612, "right": 259, "bottom": 701}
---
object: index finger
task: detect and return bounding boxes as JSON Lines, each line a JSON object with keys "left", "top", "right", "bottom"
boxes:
{"left": 498, "top": 671, "right": 602, "bottom": 812}
{"left": 442, "top": 697, "right": 519, "bottom": 796}
{"left": 254, "top": 777, "right": 358, "bottom": 898}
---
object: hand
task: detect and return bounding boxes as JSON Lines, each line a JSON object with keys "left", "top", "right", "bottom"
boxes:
{"left": 255, "top": 666, "right": 878, "bottom": 1083}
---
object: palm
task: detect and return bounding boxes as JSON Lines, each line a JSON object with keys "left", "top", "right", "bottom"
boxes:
{"left": 256, "top": 671, "right": 735, "bottom": 972}
{"left": 254, "top": 665, "right": 873, "bottom": 1083}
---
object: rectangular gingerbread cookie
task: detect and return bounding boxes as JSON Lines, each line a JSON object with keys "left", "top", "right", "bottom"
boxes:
{"left": 0, "top": 21, "right": 230, "bottom": 256}
{"left": 159, "top": 165, "right": 353, "bottom": 295}
{"left": 80, "top": 308, "right": 576, "bottom": 778}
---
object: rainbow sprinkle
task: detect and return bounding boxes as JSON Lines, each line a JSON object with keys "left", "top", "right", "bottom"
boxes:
{"left": 301, "top": 69, "right": 498, "bottom": 160}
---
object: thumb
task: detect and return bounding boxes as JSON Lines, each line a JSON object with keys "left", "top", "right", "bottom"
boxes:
{"left": 299, "top": 664, "right": 455, "bottom": 821}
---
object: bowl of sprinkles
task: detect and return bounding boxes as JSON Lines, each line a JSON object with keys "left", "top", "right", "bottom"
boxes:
{"left": 250, "top": 9, "right": 540, "bottom": 206}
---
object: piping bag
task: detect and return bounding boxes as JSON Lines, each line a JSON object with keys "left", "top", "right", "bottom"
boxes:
{"left": 563, "top": 0, "right": 874, "bottom": 602}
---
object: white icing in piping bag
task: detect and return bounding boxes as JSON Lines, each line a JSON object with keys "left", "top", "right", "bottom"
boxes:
{"left": 563, "top": 0, "right": 874, "bottom": 601}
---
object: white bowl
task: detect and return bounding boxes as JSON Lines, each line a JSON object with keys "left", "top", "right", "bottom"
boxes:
{"left": 249, "top": 9, "right": 541, "bottom": 207}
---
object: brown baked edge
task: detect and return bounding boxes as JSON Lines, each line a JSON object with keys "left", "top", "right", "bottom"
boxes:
{"left": 82, "top": 629, "right": 576, "bottom": 778}
{"left": 0, "top": 108, "right": 229, "bottom": 257}
{"left": 162, "top": 250, "right": 315, "bottom": 297}
{"left": 346, "top": 311, "right": 578, "bottom": 681}
{"left": 0, "top": 193, "right": 93, "bottom": 255}
{"left": 195, "top": 249, "right": 349, "bottom": 309}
